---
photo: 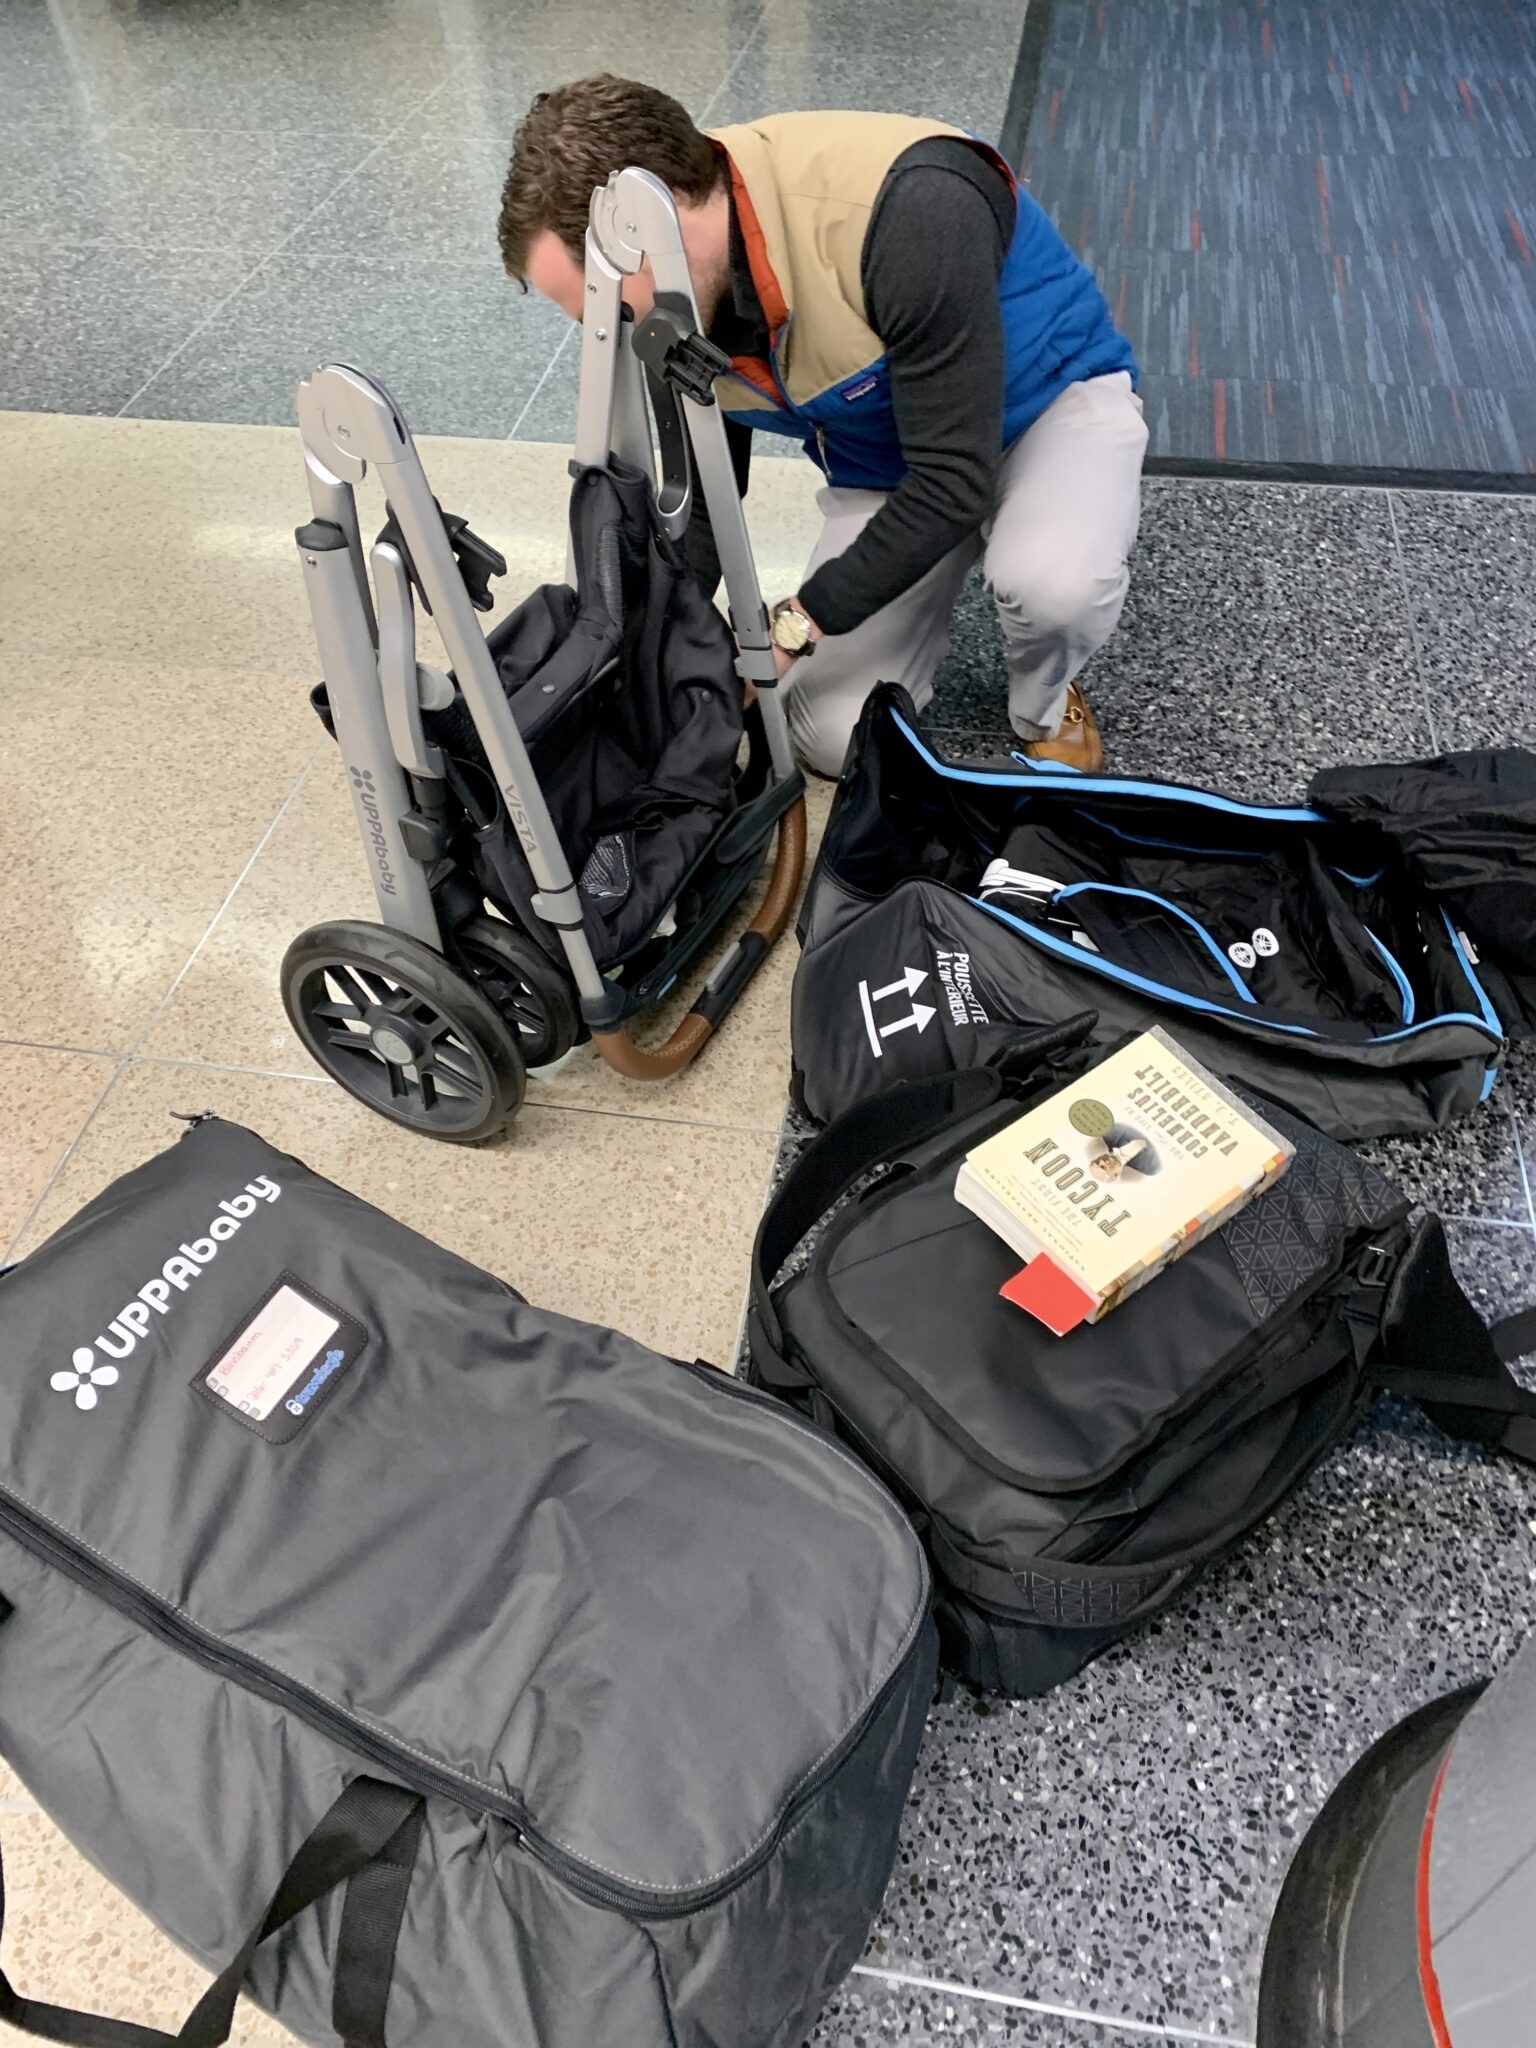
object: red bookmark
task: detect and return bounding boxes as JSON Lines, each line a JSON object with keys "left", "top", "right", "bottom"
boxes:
{"left": 1000, "top": 1255, "right": 1096, "bottom": 1335}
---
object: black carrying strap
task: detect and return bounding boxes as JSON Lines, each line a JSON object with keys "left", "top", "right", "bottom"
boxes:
{"left": 1372, "top": 1213, "right": 1536, "bottom": 1464}
{"left": 0, "top": 1778, "right": 423, "bottom": 2048}
{"left": 1491, "top": 1305, "right": 1536, "bottom": 1365}
{"left": 748, "top": 1014, "right": 1099, "bottom": 1381}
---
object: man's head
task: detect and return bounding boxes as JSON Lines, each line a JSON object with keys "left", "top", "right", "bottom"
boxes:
{"left": 498, "top": 75, "right": 733, "bottom": 326}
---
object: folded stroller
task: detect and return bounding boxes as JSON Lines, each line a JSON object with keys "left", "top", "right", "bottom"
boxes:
{"left": 285, "top": 167, "right": 805, "bottom": 1142}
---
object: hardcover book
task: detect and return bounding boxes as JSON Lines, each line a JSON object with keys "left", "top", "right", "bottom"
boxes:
{"left": 954, "top": 1027, "right": 1295, "bottom": 1334}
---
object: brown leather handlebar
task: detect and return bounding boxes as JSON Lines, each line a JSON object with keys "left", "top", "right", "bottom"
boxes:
{"left": 592, "top": 795, "right": 808, "bottom": 1080}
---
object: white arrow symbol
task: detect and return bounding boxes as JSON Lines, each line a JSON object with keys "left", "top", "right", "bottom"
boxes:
{"left": 879, "top": 1002, "right": 936, "bottom": 1040}
{"left": 871, "top": 967, "right": 928, "bottom": 1002}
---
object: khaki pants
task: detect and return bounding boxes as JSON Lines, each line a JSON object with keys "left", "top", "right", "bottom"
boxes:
{"left": 783, "top": 370, "right": 1149, "bottom": 777}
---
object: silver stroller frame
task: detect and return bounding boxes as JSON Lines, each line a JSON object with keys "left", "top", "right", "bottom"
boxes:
{"left": 286, "top": 168, "right": 807, "bottom": 1140}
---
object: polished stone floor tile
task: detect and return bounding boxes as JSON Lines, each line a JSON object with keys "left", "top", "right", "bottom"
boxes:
{"left": 0, "top": 654, "right": 317, "bottom": 1053}
{"left": 930, "top": 480, "right": 1436, "bottom": 803}
{"left": 0, "top": 412, "right": 574, "bottom": 676}
{"left": 707, "top": 53, "right": 1014, "bottom": 136}
{"left": 13, "top": 1059, "right": 776, "bottom": 1370}
{"left": 1358, "top": 1100, "right": 1532, "bottom": 1223}
{"left": 504, "top": 332, "right": 582, "bottom": 445}
{"left": 758, "top": 0, "right": 1027, "bottom": 62}
{"left": 0, "top": 1, "right": 89, "bottom": 127}
{"left": 432, "top": 43, "right": 741, "bottom": 139}
{"left": 868, "top": 1382, "right": 1534, "bottom": 2036}
{"left": 1504, "top": 1040, "right": 1536, "bottom": 1230}
{"left": 427, "top": 0, "right": 750, "bottom": 73}
{"left": 810, "top": 1973, "right": 1183, "bottom": 2046}
{"left": 0, "top": 1806, "right": 301, "bottom": 2046}
{"left": 0, "top": 241, "right": 252, "bottom": 415}
{"left": 0, "top": 122, "right": 377, "bottom": 257}
{"left": 1387, "top": 491, "right": 1536, "bottom": 754}
{"left": 1440, "top": 1216, "right": 1536, "bottom": 1380}
{"left": 293, "top": 131, "right": 535, "bottom": 267}
{"left": 0, "top": 1048, "right": 116, "bottom": 1257}
{"left": 3, "top": 0, "right": 448, "bottom": 136}
{"left": 121, "top": 252, "right": 563, "bottom": 437}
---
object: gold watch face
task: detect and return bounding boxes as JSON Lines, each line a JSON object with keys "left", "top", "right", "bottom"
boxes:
{"left": 771, "top": 604, "right": 813, "bottom": 654}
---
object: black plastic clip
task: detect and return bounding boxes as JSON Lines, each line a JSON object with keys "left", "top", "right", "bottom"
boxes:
{"left": 377, "top": 502, "right": 507, "bottom": 617}
{"left": 631, "top": 303, "right": 731, "bottom": 406}
{"left": 1356, "top": 1243, "right": 1396, "bottom": 1290}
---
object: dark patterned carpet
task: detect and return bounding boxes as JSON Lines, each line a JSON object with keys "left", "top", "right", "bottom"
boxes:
{"left": 1018, "top": 0, "right": 1536, "bottom": 478}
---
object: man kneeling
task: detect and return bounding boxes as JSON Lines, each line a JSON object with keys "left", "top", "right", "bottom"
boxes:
{"left": 499, "top": 75, "right": 1146, "bottom": 777}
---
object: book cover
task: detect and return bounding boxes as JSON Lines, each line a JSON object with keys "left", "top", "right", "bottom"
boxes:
{"left": 954, "top": 1027, "right": 1294, "bottom": 1333}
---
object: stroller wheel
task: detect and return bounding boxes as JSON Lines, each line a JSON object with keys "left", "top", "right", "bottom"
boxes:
{"left": 450, "top": 915, "right": 581, "bottom": 1069}
{"left": 281, "top": 920, "right": 526, "bottom": 1144}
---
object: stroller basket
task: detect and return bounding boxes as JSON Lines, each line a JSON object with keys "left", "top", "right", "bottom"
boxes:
{"left": 428, "top": 460, "right": 749, "bottom": 972}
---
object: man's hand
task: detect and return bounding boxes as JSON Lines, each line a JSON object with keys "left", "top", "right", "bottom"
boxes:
{"left": 770, "top": 595, "right": 823, "bottom": 681}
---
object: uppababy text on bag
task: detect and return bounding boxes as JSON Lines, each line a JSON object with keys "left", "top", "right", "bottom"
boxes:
{"left": 792, "top": 688, "right": 1536, "bottom": 1139}
{"left": 0, "top": 1120, "right": 935, "bottom": 2048}
{"left": 749, "top": 1020, "right": 1536, "bottom": 1698}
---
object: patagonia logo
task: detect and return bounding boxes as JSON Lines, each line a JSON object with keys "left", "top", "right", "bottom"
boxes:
{"left": 55, "top": 1177, "right": 283, "bottom": 1413}
{"left": 841, "top": 374, "right": 880, "bottom": 402}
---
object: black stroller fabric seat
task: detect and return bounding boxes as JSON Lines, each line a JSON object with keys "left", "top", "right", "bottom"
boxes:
{"left": 430, "top": 461, "right": 744, "bottom": 969}
{"left": 791, "top": 690, "right": 1536, "bottom": 1138}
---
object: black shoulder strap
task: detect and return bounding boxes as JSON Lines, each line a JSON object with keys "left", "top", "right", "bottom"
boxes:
{"left": 0, "top": 1777, "right": 423, "bottom": 2048}
{"left": 748, "top": 1065, "right": 1006, "bottom": 1383}
{"left": 1491, "top": 1304, "right": 1536, "bottom": 1366}
{"left": 1371, "top": 1213, "right": 1536, "bottom": 1465}
{"left": 748, "top": 1013, "right": 1101, "bottom": 1383}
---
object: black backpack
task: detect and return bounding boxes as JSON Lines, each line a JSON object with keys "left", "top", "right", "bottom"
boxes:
{"left": 747, "top": 1016, "right": 1536, "bottom": 1698}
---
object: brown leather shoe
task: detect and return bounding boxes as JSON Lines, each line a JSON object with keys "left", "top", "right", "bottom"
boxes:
{"left": 1021, "top": 681, "right": 1104, "bottom": 771}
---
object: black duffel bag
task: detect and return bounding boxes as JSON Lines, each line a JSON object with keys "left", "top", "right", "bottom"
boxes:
{"left": 0, "top": 1117, "right": 935, "bottom": 2048}
{"left": 746, "top": 1018, "right": 1536, "bottom": 1698}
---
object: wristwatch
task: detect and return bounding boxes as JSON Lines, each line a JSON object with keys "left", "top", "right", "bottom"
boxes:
{"left": 770, "top": 597, "right": 816, "bottom": 658}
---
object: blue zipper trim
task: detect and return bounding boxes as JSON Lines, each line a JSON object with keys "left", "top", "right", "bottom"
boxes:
{"left": 888, "top": 717, "right": 1501, "bottom": 1048}
{"left": 968, "top": 894, "right": 1500, "bottom": 1046}
{"left": 896, "top": 713, "right": 1326, "bottom": 822}
{"left": 1332, "top": 865, "right": 1388, "bottom": 889}
{"left": 1053, "top": 883, "right": 1258, "bottom": 1004}
{"left": 1363, "top": 927, "right": 1416, "bottom": 1026}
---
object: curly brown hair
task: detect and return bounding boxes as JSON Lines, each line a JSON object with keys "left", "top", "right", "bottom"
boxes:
{"left": 498, "top": 75, "right": 725, "bottom": 284}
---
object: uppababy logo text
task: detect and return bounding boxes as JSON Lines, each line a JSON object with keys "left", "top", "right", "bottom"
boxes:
{"left": 349, "top": 765, "right": 398, "bottom": 898}
{"left": 52, "top": 1177, "right": 283, "bottom": 1412}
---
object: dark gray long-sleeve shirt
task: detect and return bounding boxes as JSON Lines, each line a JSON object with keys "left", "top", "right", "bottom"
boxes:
{"left": 686, "top": 138, "right": 1016, "bottom": 637}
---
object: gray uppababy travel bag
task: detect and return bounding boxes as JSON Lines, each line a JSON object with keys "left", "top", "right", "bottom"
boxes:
{"left": 0, "top": 1118, "right": 936, "bottom": 2048}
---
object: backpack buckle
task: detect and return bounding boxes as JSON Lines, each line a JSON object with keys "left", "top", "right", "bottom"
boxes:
{"left": 1356, "top": 1243, "right": 1395, "bottom": 1290}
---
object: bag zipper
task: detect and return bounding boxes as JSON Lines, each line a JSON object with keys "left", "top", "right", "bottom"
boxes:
{"left": 0, "top": 1365, "right": 926, "bottom": 1922}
